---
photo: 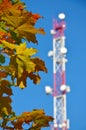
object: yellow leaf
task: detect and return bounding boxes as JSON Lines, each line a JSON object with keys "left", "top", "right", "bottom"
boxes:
{"left": 16, "top": 58, "right": 24, "bottom": 77}
{"left": 25, "top": 60, "right": 36, "bottom": 73}
{"left": 15, "top": 24, "right": 45, "bottom": 35}
{"left": 23, "top": 48, "right": 38, "bottom": 57}
{"left": 1, "top": 40, "right": 16, "bottom": 49}
{"left": 2, "top": 107, "right": 9, "bottom": 116}
{"left": 16, "top": 54, "right": 36, "bottom": 74}
{"left": 19, "top": 81, "right": 25, "bottom": 89}
{"left": 16, "top": 42, "right": 26, "bottom": 55}
{"left": 16, "top": 42, "right": 37, "bottom": 56}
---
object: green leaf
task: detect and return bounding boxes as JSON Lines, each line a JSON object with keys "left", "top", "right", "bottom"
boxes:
{"left": 0, "top": 54, "right": 5, "bottom": 64}
{"left": 0, "top": 44, "right": 4, "bottom": 48}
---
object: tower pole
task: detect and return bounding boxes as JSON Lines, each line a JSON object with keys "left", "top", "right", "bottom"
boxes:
{"left": 50, "top": 14, "right": 70, "bottom": 130}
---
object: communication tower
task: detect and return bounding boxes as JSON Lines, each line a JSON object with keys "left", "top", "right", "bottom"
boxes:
{"left": 45, "top": 13, "right": 70, "bottom": 130}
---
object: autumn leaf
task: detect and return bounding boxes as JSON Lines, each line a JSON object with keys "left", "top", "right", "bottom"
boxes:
{"left": 0, "top": 96, "right": 12, "bottom": 117}
{"left": 28, "top": 72, "right": 41, "bottom": 84}
{"left": 1, "top": 40, "right": 15, "bottom": 50}
{"left": 0, "top": 65, "right": 16, "bottom": 77}
{"left": 0, "top": 41, "right": 45, "bottom": 87}
{"left": 0, "top": 80, "right": 12, "bottom": 96}
{"left": 0, "top": 71, "right": 7, "bottom": 78}
{"left": 1, "top": 41, "right": 37, "bottom": 78}
{"left": 0, "top": 0, "right": 12, "bottom": 15}
{"left": 16, "top": 42, "right": 38, "bottom": 56}
{"left": 0, "top": 71, "right": 7, "bottom": 79}
{"left": 1, "top": 107, "right": 9, "bottom": 116}
{"left": 8, "top": 109, "right": 53, "bottom": 130}
{"left": 19, "top": 81, "right": 25, "bottom": 89}
{"left": 15, "top": 24, "right": 45, "bottom": 35}
{"left": 31, "top": 58, "right": 48, "bottom": 73}
{"left": 0, "top": 40, "right": 47, "bottom": 87}
{"left": 0, "top": 0, "right": 53, "bottom": 129}
{"left": 1, "top": 2, "right": 45, "bottom": 43}
{"left": 1, "top": 40, "right": 38, "bottom": 56}
{"left": 32, "top": 14, "right": 42, "bottom": 22}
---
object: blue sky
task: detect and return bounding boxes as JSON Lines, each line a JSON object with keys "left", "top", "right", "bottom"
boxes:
{"left": 12, "top": 0, "right": 86, "bottom": 130}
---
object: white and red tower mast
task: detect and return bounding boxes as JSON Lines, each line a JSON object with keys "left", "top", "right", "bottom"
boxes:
{"left": 45, "top": 13, "right": 70, "bottom": 130}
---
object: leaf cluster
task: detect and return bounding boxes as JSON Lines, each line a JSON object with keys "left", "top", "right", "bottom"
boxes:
{"left": 0, "top": 0, "right": 53, "bottom": 129}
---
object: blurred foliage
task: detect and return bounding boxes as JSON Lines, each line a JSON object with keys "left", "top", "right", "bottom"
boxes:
{"left": 0, "top": 0, "right": 53, "bottom": 129}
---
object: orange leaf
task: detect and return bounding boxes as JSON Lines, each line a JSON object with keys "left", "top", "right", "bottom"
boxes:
{"left": 32, "top": 14, "right": 42, "bottom": 22}
{"left": 0, "top": 71, "right": 7, "bottom": 78}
